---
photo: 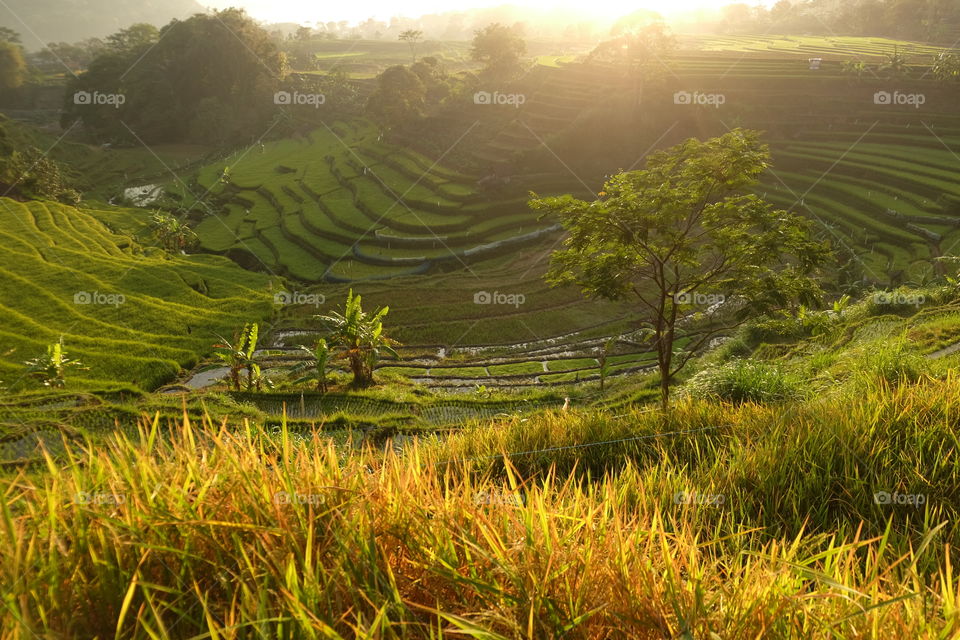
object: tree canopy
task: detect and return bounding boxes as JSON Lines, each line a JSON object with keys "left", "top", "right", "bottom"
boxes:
{"left": 471, "top": 23, "right": 526, "bottom": 82}
{"left": 532, "top": 129, "right": 830, "bottom": 408}
{"left": 61, "top": 10, "right": 285, "bottom": 145}
{"left": 399, "top": 29, "right": 423, "bottom": 62}
{"left": 717, "top": 0, "right": 960, "bottom": 42}
{"left": 366, "top": 65, "right": 427, "bottom": 131}
{"left": 0, "top": 40, "right": 25, "bottom": 90}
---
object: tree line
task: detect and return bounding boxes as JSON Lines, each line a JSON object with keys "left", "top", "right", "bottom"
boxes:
{"left": 717, "top": 0, "right": 960, "bottom": 43}
{"left": 50, "top": 10, "right": 527, "bottom": 147}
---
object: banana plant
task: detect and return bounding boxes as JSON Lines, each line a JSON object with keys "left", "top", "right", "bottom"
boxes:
{"left": 207, "top": 324, "right": 280, "bottom": 392}
{"left": 879, "top": 46, "right": 909, "bottom": 77}
{"left": 316, "top": 289, "right": 399, "bottom": 387}
{"left": 289, "top": 337, "right": 330, "bottom": 392}
{"left": 24, "top": 339, "right": 88, "bottom": 388}
{"left": 151, "top": 211, "right": 198, "bottom": 251}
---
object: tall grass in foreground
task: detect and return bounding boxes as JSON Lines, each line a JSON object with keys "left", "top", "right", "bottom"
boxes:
{"left": 2, "top": 379, "right": 959, "bottom": 638}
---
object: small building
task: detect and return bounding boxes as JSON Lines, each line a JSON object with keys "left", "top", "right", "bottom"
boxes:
{"left": 809, "top": 58, "right": 823, "bottom": 70}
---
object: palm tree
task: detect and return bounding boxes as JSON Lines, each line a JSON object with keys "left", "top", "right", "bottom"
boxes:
{"left": 317, "top": 290, "right": 399, "bottom": 387}
{"left": 24, "top": 339, "right": 88, "bottom": 388}
{"left": 289, "top": 337, "right": 330, "bottom": 392}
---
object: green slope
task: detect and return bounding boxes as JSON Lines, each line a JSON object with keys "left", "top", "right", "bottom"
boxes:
{"left": 0, "top": 197, "right": 274, "bottom": 391}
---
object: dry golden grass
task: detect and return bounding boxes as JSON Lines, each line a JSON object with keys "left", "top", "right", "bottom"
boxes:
{"left": 2, "top": 380, "right": 959, "bottom": 638}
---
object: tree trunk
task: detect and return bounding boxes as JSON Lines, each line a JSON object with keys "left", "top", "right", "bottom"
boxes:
{"left": 659, "top": 368, "right": 670, "bottom": 412}
{"left": 350, "top": 355, "right": 370, "bottom": 387}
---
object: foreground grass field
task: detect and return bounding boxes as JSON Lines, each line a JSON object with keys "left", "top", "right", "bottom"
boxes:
{"left": 3, "top": 369, "right": 958, "bottom": 637}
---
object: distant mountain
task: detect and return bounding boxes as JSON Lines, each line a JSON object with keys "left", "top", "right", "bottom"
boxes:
{"left": 0, "top": 0, "right": 207, "bottom": 49}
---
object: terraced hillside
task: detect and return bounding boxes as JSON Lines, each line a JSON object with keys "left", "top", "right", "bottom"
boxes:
{"left": 401, "top": 37, "right": 960, "bottom": 287}
{"left": 287, "top": 39, "right": 591, "bottom": 79}
{"left": 764, "top": 131, "right": 960, "bottom": 282}
{"left": 174, "top": 36, "right": 960, "bottom": 291}
{"left": 0, "top": 197, "right": 273, "bottom": 391}
{"left": 682, "top": 34, "right": 952, "bottom": 58}
{"left": 262, "top": 268, "right": 655, "bottom": 392}
{"left": 184, "top": 121, "right": 562, "bottom": 282}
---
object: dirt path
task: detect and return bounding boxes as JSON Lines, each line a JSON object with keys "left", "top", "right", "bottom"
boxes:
{"left": 926, "top": 340, "right": 960, "bottom": 360}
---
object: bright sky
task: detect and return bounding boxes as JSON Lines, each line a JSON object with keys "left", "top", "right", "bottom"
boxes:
{"left": 200, "top": 0, "right": 774, "bottom": 25}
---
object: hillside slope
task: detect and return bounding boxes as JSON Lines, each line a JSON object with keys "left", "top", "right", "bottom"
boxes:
{"left": 0, "top": 197, "right": 273, "bottom": 390}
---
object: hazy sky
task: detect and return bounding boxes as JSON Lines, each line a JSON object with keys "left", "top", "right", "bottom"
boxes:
{"left": 200, "top": 0, "right": 774, "bottom": 25}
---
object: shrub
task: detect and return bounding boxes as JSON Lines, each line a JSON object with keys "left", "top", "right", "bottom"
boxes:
{"left": 858, "top": 339, "right": 931, "bottom": 387}
{"left": 684, "top": 359, "right": 803, "bottom": 404}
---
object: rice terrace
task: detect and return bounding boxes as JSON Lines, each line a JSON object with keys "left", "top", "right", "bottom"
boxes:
{"left": 1, "top": 0, "right": 960, "bottom": 637}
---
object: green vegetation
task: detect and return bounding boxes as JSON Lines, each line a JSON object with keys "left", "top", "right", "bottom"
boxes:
{"left": 210, "top": 323, "right": 274, "bottom": 392}
{"left": 684, "top": 359, "right": 803, "bottom": 403}
{"left": 0, "top": 116, "right": 80, "bottom": 203}
{"left": 471, "top": 22, "right": 527, "bottom": 81}
{"left": 61, "top": 11, "right": 283, "bottom": 145}
{"left": 536, "top": 129, "right": 828, "bottom": 408}
{"left": 0, "top": 38, "right": 25, "bottom": 90}
{"left": 23, "top": 339, "right": 87, "bottom": 388}
{"left": 289, "top": 338, "right": 330, "bottom": 392}
{"left": 712, "top": 1, "right": 960, "bottom": 43}
{"left": 182, "top": 122, "right": 558, "bottom": 282}
{"left": 317, "top": 289, "right": 399, "bottom": 387}
{"left": 684, "top": 34, "right": 954, "bottom": 58}
{"left": 2, "top": 360, "right": 958, "bottom": 636}
{"left": 150, "top": 211, "right": 197, "bottom": 251}
{"left": 4, "top": 20, "right": 960, "bottom": 637}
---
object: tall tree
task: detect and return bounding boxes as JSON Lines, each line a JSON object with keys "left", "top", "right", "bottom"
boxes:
{"left": 61, "top": 9, "right": 285, "bottom": 145}
{"left": 471, "top": 23, "right": 526, "bottom": 82}
{"left": 532, "top": 130, "right": 829, "bottom": 409}
{"left": 0, "top": 27, "right": 20, "bottom": 44}
{"left": 365, "top": 65, "right": 425, "bottom": 131}
{"left": 399, "top": 29, "right": 423, "bottom": 62}
{"left": 410, "top": 56, "right": 453, "bottom": 107}
{"left": 0, "top": 40, "right": 25, "bottom": 89}
{"left": 105, "top": 23, "right": 159, "bottom": 52}
{"left": 589, "top": 19, "right": 675, "bottom": 107}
